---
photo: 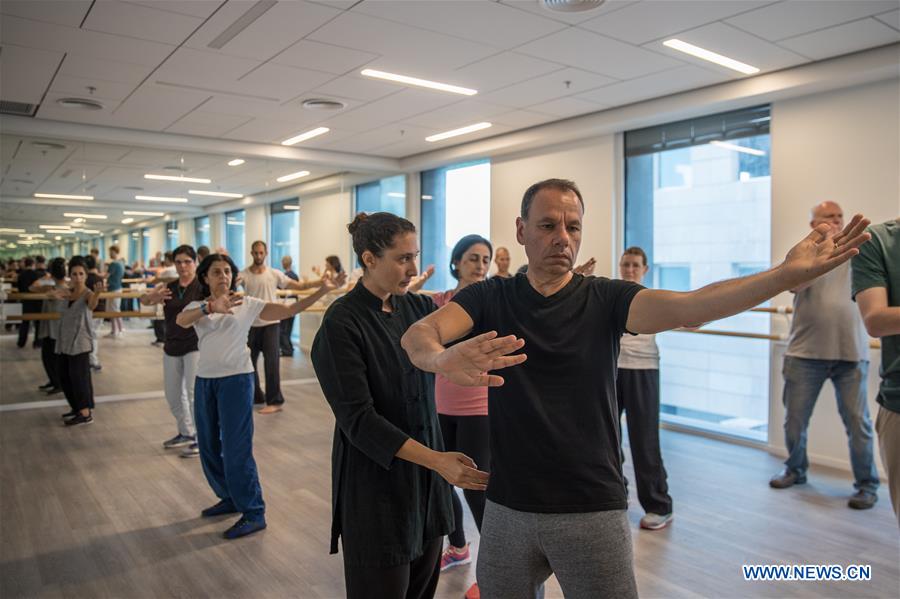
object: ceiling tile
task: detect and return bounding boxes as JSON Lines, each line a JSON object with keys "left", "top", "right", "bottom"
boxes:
{"left": 58, "top": 54, "right": 154, "bottom": 86}
{"left": 235, "top": 63, "right": 335, "bottom": 102}
{"left": 323, "top": 123, "right": 437, "bottom": 153}
{"left": 451, "top": 52, "right": 564, "bottom": 94}
{"left": 480, "top": 68, "right": 616, "bottom": 109}
{"left": 403, "top": 100, "right": 513, "bottom": 129}
{"left": 516, "top": 27, "right": 684, "bottom": 79}
{"left": 107, "top": 84, "right": 212, "bottom": 131}
{"left": 307, "top": 11, "right": 497, "bottom": 72}
{"left": 351, "top": 0, "right": 567, "bottom": 49}
{"left": 152, "top": 47, "right": 263, "bottom": 96}
{"left": 526, "top": 96, "right": 609, "bottom": 118}
{"left": 127, "top": 1, "right": 224, "bottom": 19}
{"left": 185, "top": 0, "right": 343, "bottom": 61}
{"left": 310, "top": 73, "right": 402, "bottom": 102}
{"left": 575, "top": 64, "right": 729, "bottom": 106}
{"left": 0, "top": 44, "right": 64, "bottom": 105}
{"left": 319, "top": 88, "right": 460, "bottom": 131}
{"left": 0, "top": 15, "right": 176, "bottom": 66}
{"left": 221, "top": 117, "right": 325, "bottom": 144}
{"left": 777, "top": 18, "right": 900, "bottom": 60}
{"left": 875, "top": 9, "right": 900, "bottom": 30}
{"left": 490, "top": 109, "right": 557, "bottom": 129}
{"left": 36, "top": 92, "right": 125, "bottom": 125}
{"left": 271, "top": 40, "right": 379, "bottom": 74}
{"left": 579, "top": 1, "right": 774, "bottom": 44}
{"left": 82, "top": 1, "right": 205, "bottom": 45}
{"left": 498, "top": 0, "right": 639, "bottom": 25}
{"left": 0, "top": 0, "right": 92, "bottom": 27}
{"left": 725, "top": 0, "right": 899, "bottom": 41}
{"left": 648, "top": 22, "right": 809, "bottom": 73}
{"left": 165, "top": 110, "right": 254, "bottom": 138}
{"left": 50, "top": 74, "right": 138, "bottom": 102}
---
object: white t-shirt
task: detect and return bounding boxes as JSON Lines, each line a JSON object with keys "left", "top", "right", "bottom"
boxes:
{"left": 184, "top": 296, "right": 266, "bottom": 378}
{"left": 240, "top": 267, "right": 288, "bottom": 327}
{"left": 618, "top": 333, "right": 660, "bottom": 370}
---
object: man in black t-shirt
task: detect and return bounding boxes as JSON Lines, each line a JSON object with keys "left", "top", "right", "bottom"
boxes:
{"left": 16, "top": 257, "right": 42, "bottom": 348}
{"left": 402, "top": 178, "right": 872, "bottom": 598}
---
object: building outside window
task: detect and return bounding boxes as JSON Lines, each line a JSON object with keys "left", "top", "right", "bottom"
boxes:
{"left": 355, "top": 175, "right": 406, "bottom": 217}
{"left": 225, "top": 209, "right": 246, "bottom": 270}
{"left": 194, "top": 215, "right": 210, "bottom": 249}
{"left": 624, "top": 105, "right": 771, "bottom": 441}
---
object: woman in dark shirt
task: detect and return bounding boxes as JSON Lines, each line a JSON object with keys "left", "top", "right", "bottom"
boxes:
{"left": 311, "top": 212, "right": 490, "bottom": 599}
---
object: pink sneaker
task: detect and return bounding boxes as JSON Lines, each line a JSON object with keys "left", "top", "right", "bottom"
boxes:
{"left": 439, "top": 544, "right": 471, "bottom": 571}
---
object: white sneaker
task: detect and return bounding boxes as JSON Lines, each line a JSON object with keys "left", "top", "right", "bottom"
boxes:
{"left": 640, "top": 512, "right": 673, "bottom": 530}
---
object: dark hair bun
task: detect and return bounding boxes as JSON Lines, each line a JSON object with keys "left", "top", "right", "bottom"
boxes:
{"left": 347, "top": 212, "right": 368, "bottom": 235}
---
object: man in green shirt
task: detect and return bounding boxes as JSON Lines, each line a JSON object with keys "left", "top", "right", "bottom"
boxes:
{"left": 852, "top": 218, "right": 900, "bottom": 525}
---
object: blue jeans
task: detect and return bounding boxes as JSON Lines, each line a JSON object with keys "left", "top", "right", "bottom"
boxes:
{"left": 195, "top": 373, "right": 265, "bottom": 521}
{"left": 782, "top": 356, "right": 879, "bottom": 493}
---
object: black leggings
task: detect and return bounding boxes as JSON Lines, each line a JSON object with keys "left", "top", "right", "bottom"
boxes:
{"left": 343, "top": 537, "right": 442, "bottom": 599}
{"left": 438, "top": 414, "right": 490, "bottom": 548}
{"left": 248, "top": 324, "right": 283, "bottom": 405}
{"left": 41, "top": 338, "right": 60, "bottom": 388}
{"left": 57, "top": 352, "right": 94, "bottom": 412}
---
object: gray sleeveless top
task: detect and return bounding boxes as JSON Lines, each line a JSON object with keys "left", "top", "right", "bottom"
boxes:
{"left": 55, "top": 291, "right": 94, "bottom": 356}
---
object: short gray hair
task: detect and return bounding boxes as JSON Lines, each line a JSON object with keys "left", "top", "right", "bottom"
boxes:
{"left": 521, "top": 178, "right": 584, "bottom": 219}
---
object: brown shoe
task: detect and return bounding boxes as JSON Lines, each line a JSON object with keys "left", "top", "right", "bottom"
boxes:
{"left": 259, "top": 405, "right": 283, "bottom": 414}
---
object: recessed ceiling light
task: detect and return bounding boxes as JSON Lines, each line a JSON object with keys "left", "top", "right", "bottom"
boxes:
{"left": 227, "top": 158, "right": 245, "bottom": 166}
{"left": 123, "top": 211, "right": 164, "bottom": 216}
{"left": 541, "top": 0, "right": 606, "bottom": 13}
{"left": 54, "top": 236, "right": 62, "bottom": 240}
{"left": 275, "top": 170, "right": 310, "bottom": 183}
{"left": 82, "top": 229, "right": 100, "bottom": 234}
{"left": 135, "top": 195, "right": 189, "bottom": 203}
{"left": 121, "top": 218, "right": 135, "bottom": 224}
{"left": 144, "top": 174, "right": 212, "bottom": 183}
{"left": 56, "top": 97, "right": 104, "bottom": 110}
{"left": 663, "top": 39, "right": 759, "bottom": 75}
{"left": 281, "top": 127, "right": 330, "bottom": 146}
{"left": 360, "top": 69, "right": 477, "bottom": 96}
{"left": 426, "top": 122, "right": 492, "bottom": 142}
{"left": 34, "top": 193, "right": 94, "bottom": 200}
{"left": 63, "top": 213, "right": 107, "bottom": 219}
{"left": 710, "top": 140, "right": 766, "bottom": 156}
{"left": 188, "top": 190, "right": 244, "bottom": 198}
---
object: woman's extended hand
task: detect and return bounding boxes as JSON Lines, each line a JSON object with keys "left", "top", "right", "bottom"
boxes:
{"left": 431, "top": 451, "right": 489, "bottom": 491}
{"left": 208, "top": 292, "right": 242, "bottom": 315}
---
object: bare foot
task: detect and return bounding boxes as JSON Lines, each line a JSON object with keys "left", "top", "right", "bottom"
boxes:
{"left": 258, "top": 405, "right": 283, "bottom": 414}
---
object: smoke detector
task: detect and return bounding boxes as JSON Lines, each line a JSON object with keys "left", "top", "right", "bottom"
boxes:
{"left": 56, "top": 97, "right": 104, "bottom": 110}
{"left": 540, "top": 0, "right": 606, "bottom": 13}
{"left": 302, "top": 98, "right": 346, "bottom": 111}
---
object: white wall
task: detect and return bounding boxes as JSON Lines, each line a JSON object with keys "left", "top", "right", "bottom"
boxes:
{"left": 768, "top": 78, "right": 900, "bottom": 475}
{"left": 178, "top": 218, "right": 193, "bottom": 248}
{"left": 148, "top": 224, "right": 165, "bottom": 262}
{"left": 489, "top": 135, "right": 617, "bottom": 277}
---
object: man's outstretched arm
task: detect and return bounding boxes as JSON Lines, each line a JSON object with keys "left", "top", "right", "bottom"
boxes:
{"left": 627, "top": 215, "right": 871, "bottom": 334}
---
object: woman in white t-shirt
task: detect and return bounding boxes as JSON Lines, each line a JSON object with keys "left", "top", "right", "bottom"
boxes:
{"left": 617, "top": 247, "right": 674, "bottom": 531}
{"left": 176, "top": 253, "right": 338, "bottom": 539}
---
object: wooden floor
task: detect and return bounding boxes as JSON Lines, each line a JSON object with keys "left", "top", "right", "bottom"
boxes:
{"left": 1, "top": 332, "right": 898, "bottom": 598}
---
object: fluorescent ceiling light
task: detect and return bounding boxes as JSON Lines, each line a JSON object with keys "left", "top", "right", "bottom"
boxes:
{"left": 82, "top": 229, "right": 100, "bottom": 234}
{"left": 55, "top": 236, "right": 62, "bottom": 240}
{"left": 387, "top": 192, "right": 406, "bottom": 198}
{"left": 63, "top": 213, "right": 107, "bottom": 219}
{"left": 18, "top": 233, "right": 45, "bottom": 238}
{"left": 0, "top": 228, "right": 25, "bottom": 233}
{"left": 421, "top": 195, "right": 433, "bottom": 200}
{"left": 226, "top": 219, "right": 245, "bottom": 226}
{"left": 662, "top": 39, "right": 759, "bottom": 75}
{"left": 34, "top": 192, "right": 94, "bottom": 200}
{"left": 188, "top": 190, "right": 244, "bottom": 198}
{"left": 72, "top": 218, "right": 86, "bottom": 224}
{"left": 275, "top": 170, "right": 310, "bottom": 183}
{"left": 135, "top": 195, "right": 189, "bottom": 203}
{"left": 710, "top": 140, "right": 766, "bottom": 156}
{"left": 123, "top": 211, "right": 164, "bottom": 216}
{"left": 40, "top": 225, "right": 71, "bottom": 230}
{"left": 144, "top": 174, "right": 212, "bottom": 183}
{"left": 281, "top": 127, "right": 330, "bottom": 146}
{"left": 121, "top": 218, "right": 135, "bottom": 224}
{"left": 361, "top": 69, "right": 477, "bottom": 96}
{"left": 228, "top": 158, "right": 245, "bottom": 166}
{"left": 426, "top": 122, "right": 492, "bottom": 142}
{"left": 283, "top": 205, "right": 299, "bottom": 210}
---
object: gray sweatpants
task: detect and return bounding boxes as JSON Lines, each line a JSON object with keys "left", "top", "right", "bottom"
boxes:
{"left": 163, "top": 351, "right": 198, "bottom": 437}
{"left": 477, "top": 500, "right": 638, "bottom": 599}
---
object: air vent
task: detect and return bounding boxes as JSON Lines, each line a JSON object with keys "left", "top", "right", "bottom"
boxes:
{"left": 0, "top": 100, "right": 37, "bottom": 116}
{"left": 56, "top": 97, "right": 104, "bottom": 110}
{"left": 9, "top": 178, "right": 34, "bottom": 184}
{"left": 123, "top": 186, "right": 143, "bottom": 191}
{"left": 32, "top": 141, "right": 68, "bottom": 151}
{"left": 163, "top": 165, "right": 187, "bottom": 172}
{"left": 540, "top": 0, "right": 606, "bottom": 13}
{"left": 302, "top": 98, "right": 346, "bottom": 111}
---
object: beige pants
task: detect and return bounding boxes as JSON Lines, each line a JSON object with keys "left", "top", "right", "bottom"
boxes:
{"left": 875, "top": 405, "right": 900, "bottom": 526}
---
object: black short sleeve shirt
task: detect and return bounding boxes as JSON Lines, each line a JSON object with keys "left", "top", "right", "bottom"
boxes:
{"left": 452, "top": 273, "right": 643, "bottom": 513}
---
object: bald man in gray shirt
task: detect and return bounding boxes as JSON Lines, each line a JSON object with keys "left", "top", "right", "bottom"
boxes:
{"left": 770, "top": 201, "right": 879, "bottom": 509}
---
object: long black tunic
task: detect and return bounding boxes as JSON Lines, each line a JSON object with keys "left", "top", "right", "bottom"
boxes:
{"left": 310, "top": 282, "right": 453, "bottom": 568}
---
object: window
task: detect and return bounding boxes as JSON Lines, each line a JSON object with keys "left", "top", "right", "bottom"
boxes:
{"left": 194, "top": 216, "right": 210, "bottom": 249}
{"left": 166, "top": 221, "right": 179, "bottom": 251}
{"left": 271, "top": 199, "right": 299, "bottom": 273}
{"left": 129, "top": 230, "right": 140, "bottom": 265}
{"left": 355, "top": 175, "right": 406, "bottom": 217}
{"left": 420, "top": 160, "right": 491, "bottom": 292}
{"left": 141, "top": 227, "right": 151, "bottom": 266}
{"left": 225, "top": 209, "right": 245, "bottom": 269}
{"left": 624, "top": 106, "right": 771, "bottom": 441}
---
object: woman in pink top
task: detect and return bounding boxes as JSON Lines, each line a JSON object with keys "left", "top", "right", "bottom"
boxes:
{"left": 434, "top": 235, "right": 493, "bottom": 585}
